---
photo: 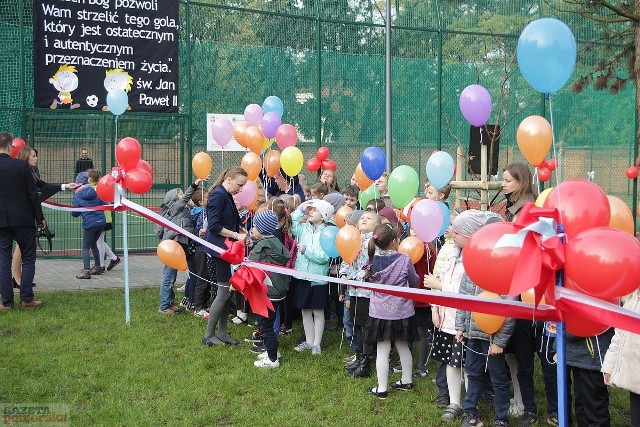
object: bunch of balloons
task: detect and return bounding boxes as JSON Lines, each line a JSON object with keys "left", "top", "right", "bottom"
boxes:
{"left": 537, "top": 159, "right": 557, "bottom": 183}
{"left": 462, "top": 179, "right": 640, "bottom": 336}
{"left": 306, "top": 147, "right": 337, "bottom": 172}
{"left": 10, "top": 138, "right": 26, "bottom": 158}
{"left": 96, "top": 137, "right": 153, "bottom": 202}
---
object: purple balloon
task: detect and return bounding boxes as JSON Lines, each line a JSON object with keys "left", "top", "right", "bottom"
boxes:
{"left": 459, "top": 84, "right": 492, "bottom": 127}
{"left": 211, "top": 117, "right": 233, "bottom": 147}
{"left": 244, "top": 104, "right": 263, "bottom": 126}
{"left": 261, "top": 112, "right": 282, "bottom": 139}
{"left": 410, "top": 199, "right": 443, "bottom": 243}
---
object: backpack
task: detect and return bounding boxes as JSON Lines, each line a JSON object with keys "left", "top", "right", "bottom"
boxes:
{"left": 155, "top": 203, "right": 172, "bottom": 239}
{"left": 155, "top": 200, "right": 194, "bottom": 240}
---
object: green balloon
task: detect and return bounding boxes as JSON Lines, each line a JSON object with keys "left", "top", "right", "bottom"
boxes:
{"left": 358, "top": 184, "right": 380, "bottom": 207}
{"left": 388, "top": 165, "right": 419, "bottom": 208}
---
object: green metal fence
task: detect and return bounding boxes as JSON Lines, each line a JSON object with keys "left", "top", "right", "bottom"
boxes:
{"left": 1, "top": 0, "right": 637, "bottom": 257}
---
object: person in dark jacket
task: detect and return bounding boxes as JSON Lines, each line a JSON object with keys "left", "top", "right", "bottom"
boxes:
{"left": 0, "top": 132, "right": 46, "bottom": 309}
{"left": 202, "top": 167, "right": 248, "bottom": 346}
{"left": 71, "top": 172, "right": 106, "bottom": 279}
{"left": 249, "top": 210, "right": 290, "bottom": 368}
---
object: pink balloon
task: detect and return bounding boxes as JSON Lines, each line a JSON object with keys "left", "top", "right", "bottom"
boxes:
{"left": 261, "top": 112, "right": 282, "bottom": 139}
{"left": 211, "top": 117, "right": 233, "bottom": 147}
{"left": 275, "top": 124, "right": 298, "bottom": 150}
{"left": 410, "top": 199, "right": 443, "bottom": 243}
{"left": 459, "top": 84, "right": 492, "bottom": 127}
{"left": 234, "top": 180, "right": 256, "bottom": 207}
{"left": 244, "top": 104, "right": 263, "bottom": 126}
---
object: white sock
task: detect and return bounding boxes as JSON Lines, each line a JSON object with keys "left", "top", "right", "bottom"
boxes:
{"left": 312, "top": 309, "right": 325, "bottom": 346}
{"left": 396, "top": 340, "right": 413, "bottom": 385}
{"left": 301, "top": 309, "right": 314, "bottom": 344}
{"left": 376, "top": 340, "right": 391, "bottom": 392}
{"left": 446, "top": 365, "right": 463, "bottom": 406}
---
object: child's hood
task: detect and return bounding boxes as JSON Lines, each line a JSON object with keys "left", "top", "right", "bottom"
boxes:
{"left": 74, "top": 184, "right": 98, "bottom": 202}
{"left": 371, "top": 252, "right": 409, "bottom": 284}
{"left": 252, "top": 236, "right": 290, "bottom": 266}
{"left": 164, "top": 188, "right": 180, "bottom": 205}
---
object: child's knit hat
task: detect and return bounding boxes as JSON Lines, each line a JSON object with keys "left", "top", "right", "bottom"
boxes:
{"left": 323, "top": 193, "right": 345, "bottom": 212}
{"left": 451, "top": 209, "right": 502, "bottom": 237}
{"left": 345, "top": 209, "right": 364, "bottom": 226}
{"left": 253, "top": 211, "right": 279, "bottom": 236}
{"left": 311, "top": 200, "right": 334, "bottom": 223}
{"left": 75, "top": 172, "right": 89, "bottom": 185}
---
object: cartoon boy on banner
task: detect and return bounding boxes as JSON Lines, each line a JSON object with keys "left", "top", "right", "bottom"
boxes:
{"left": 102, "top": 69, "right": 134, "bottom": 112}
{"left": 49, "top": 64, "right": 80, "bottom": 109}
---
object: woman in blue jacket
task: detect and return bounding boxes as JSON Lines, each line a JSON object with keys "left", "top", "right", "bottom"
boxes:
{"left": 202, "top": 167, "right": 248, "bottom": 346}
{"left": 71, "top": 172, "right": 105, "bottom": 279}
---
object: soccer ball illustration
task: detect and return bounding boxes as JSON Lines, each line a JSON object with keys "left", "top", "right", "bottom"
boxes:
{"left": 86, "top": 95, "right": 99, "bottom": 108}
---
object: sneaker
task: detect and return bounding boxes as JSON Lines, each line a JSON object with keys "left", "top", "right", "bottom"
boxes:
{"left": 194, "top": 309, "right": 208, "bottom": 318}
{"left": 508, "top": 399, "right": 524, "bottom": 417}
{"left": 343, "top": 354, "right": 357, "bottom": 363}
{"left": 494, "top": 421, "right": 509, "bottom": 427}
{"left": 518, "top": 412, "right": 538, "bottom": 427}
{"left": 89, "top": 265, "right": 103, "bottom": 275}
{"left": 254, "top": 358, "right": 280, "bottom": 368}
{"left": 391, "top": 362, "right": 403, "bottom": 373}
{"left": 76, "top": 270, "right": 91, "bottom": 279}
{"left": 231, "top": 316, "right": 248, "bottom": 324}
{"left": 251, "top": 343, "right": 267, "bottom": 354}
{"left": 311, "top": 345, "right": 321, "bottom": 355}
{"left": 294, "top": 342, "right": 313, "bottom": 352}
{"left": 390, "top": 380, "right": 413, "bottom": 391}
{"left": 179, "top": 297, "right": 190, "bottom": 308}
{"left": 435, "top": 393, "right": 450, "bottom": 408}
{"left": 107, "top": 256, "right": 121, "bottom": 271}
{"left": 279, "top": 325, "right": 292, "bottom": 335}
{"left": 441, "top": 404, "right": 463, "bottom": 421}
{"left": 413, "top": 367, "right": 428, "bottom": 378}
{"left": 546, "top": 413, "right": 559, "bottom": 427}
{"left": 168, "top": 304, "right": 185, "bottom": 313}
{"left": 202, "top": 312, "right": 209, "bottom": 320}
{"left": 158, "top": 307, "right": 175, "bottom": 315}
{"left": 461, "top": 412, "right": 484, "bottom": 427}
{"left": 257, "top": 350, "right": 281, "bottom": 360}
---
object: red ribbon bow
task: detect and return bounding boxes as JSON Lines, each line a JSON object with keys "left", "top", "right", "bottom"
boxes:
{"left": 508, "top": 203, "right": 565, "bottom": 305}
{"left": 220, "top": 238, "right": 245, "bottom": 265}
{"left": 229, "top": 265, "right": 274, "bottom": 317}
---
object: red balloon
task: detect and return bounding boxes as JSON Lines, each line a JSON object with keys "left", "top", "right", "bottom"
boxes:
{"left": 137, "top": 159, "right": 153, "bottom": 177}
{"left": 306, "top": 158, "right": 321, "bottom": 172}
{"left": 123, "top": 168, "right": 152, "bottom": 194}
{"left": 96, "top": 174, "right": 116, "bottom": 203}
{"left": 116, "top": 137, "right": 142, "bottom": 170}
{"left": 317, "top": 147, "right": 329, "bottom": 161}
{"left": 542, "top": 179, "right": 610, "bottom": 238}
{"left": 537, "top": 167, "right": 551, "bottom": 182}
{"left": 322, "top": 159, "right": 337, "bottom": 171}
{"left": 565, "top": 226, "right": 640, "bottom": 299}
{"left": 546, "top": 159, "right": 557, "bottom": 171}
{"left": 463, "top": 222, "right": 522, "bottom": 295}
{"left": 564, "top": 279, "right": 615, "bottom": 337}
{"left": 626, "top": 166, "right": 639, "bottom": 179}
{"left": 11, "top": 138, "right": 26, "bottom": 158}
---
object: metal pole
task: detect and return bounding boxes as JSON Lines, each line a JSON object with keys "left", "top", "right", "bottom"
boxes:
{"left": 116, "top": 183, "right": 131, "bottom": 325}
{"left": 384, "top": 0, "right": 392, "bottom": 172}
{"left": 556, "top": 226, "right": 568, "bottom": 427}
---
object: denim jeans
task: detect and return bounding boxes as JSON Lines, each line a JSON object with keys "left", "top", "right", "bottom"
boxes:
{"left": 463, "top": 338, "right": 511, "bottom": 422}
{"left": 257, "top": 300, "right": 282, "bottom": 361}
{"left": 342, "top": 297, "right": 358, "bottom": 351}
{"left": 82, "top": 227, "right": 102, "bottom": 270}
{"left": 159, "top": 265, "right": 177, "bottom": 310}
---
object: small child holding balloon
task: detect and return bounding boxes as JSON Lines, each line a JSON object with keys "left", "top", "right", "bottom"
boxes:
{"left": 453, "top": 210, "right": 514, "bottom": 427}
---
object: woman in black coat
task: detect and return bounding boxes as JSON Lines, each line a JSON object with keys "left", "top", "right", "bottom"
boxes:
{"left": 202, "top": 167, "right": 248, "bottom": 346}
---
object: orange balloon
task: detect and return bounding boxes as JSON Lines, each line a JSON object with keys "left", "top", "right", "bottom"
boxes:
{"left": 157, "top": 240, "right": 187, "bottom": 271}
{"left": 192, "top": 151, "right": 212, "bottom": 179}
{"left": 398, "top": 236, "right": 425, "bottom": 264}
{"left": 516, "top": 115, "right": 552, "bottom": 167}
{"left": 241, "top": 152, "right": 262, "bottom": 181}
{"left": 607, "top": 195, "right": 635, "bottom": 235}
{"left": 472, "top": 291, "right": 505, "bottom": 334}
{"left": 520, "top": 288, "right": 546, "bottom": 305}
{"left": 335, "top": 206, "right": 353, "bottom": 228}
{"left": 234, "top": 122, "right": 249, "bottom": 148}
{"left": 355, "top": 162, "right": 373, "bottom": 191}
{"left": 245, "top": 125, "right": 265, "bottom": 155}
{"left": 336, "top": 224, "right": 361, "bottom": 264}
{"left": 264, "top": 150, "right": 281, "bottom": 178}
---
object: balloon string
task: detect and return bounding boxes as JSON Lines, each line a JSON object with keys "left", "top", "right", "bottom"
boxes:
{"left": 548, "top": 94, "right": 564, "bottom": 228}
{"left": 115, "top": 116, "right": 118, "bottom": 141}
{"left": 221, "top": 146, "right": 224, "bottom": 169}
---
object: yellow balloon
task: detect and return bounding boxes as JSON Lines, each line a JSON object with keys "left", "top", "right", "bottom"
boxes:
{"left": 262, "top": 136, "right": 274, "bottom": 151}
{"left": 280, "top": 146, "right": 303, "bottom": 177}
{"left": 192, "top": 152, "right": 212, "bottom": 180}
{"left": 535, "top": 187, "right": 553, "bottom": 207}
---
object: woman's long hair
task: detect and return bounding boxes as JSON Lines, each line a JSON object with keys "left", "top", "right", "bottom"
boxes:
{"left": 210, "top": 167, "right": 247, "bottom": 189}
{"left": 17, "top": 146, "right": 38, "bottom": 181}
{"left": 504, "top": 163, "right": 538, "bottom": 203}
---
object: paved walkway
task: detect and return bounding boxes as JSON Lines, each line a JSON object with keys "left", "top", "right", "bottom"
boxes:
{"left": 30, "top": 254, "right": 188, "bottom": 292}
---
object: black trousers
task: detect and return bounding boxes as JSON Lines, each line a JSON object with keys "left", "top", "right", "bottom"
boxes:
{"left": 570, "top": 366, "right": 610, "bottom": 427}
{"left": 0, "top": 226, "right": 37, "bottom": 306}
{"left": 631, "top": 392, "right": 640, "bottom": 427}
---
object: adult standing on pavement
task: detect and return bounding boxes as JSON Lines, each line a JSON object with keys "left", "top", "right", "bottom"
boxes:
{"left": 0, "top": 132, "right": 46, "bottom": 309}
{"left": 202, "top": 167, "right": 248, "bottom": 346}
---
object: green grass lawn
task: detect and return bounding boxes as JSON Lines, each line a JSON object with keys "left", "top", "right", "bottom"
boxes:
{"left": 0, "top": 289, "right": 631, "bottom": 426}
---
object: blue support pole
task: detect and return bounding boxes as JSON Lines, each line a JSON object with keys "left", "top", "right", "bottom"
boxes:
{"left": 556, "top": 224, "right": 568, "bottom": 427}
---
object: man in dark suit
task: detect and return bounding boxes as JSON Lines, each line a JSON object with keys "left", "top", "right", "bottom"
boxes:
{"left": 0, "top": 132, "right": 46, "bottom": 309}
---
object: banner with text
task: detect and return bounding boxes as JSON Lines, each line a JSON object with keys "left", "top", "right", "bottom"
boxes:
{"left": 34, "top": 0, "right": 179, "bottom": 113}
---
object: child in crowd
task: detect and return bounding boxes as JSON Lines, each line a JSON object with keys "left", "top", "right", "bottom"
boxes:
{"left": 425, "top": 182, "right": 451, "bottom": 205}
{"left": 365, "top": 199, "right": 386, "bottom": 213}
{"left": 87, "top": 169, "right": 120, "bottom": 273}
{"left": 454, "top": 210, "right": 513, "bottom": 427}
{"left": 231, "top": 196, "right": 252, "bottom": 324}
{"left": 375, "top": 172, "right": 389, "bottom": 197}
{"left": 249, "top": 210, "right": 291, "bottom": 368}
{"left": 291, "top": 199, "right": 334, "bottom": 354}
{"left": 364, "top": 223, "right": 419, "bottom": 399}
{"left": 157, "top": 178, "right": 204, "bottom": 314}
{"left": 191, "top": 188, "right": 213, "bottom": 318}
{"left": 320, "top": 169, "right": 340, "bottom": 194}
{"left": 340, "top": 210, "right": 381, "bottom": 378}
{"left": 310, "top": 182, "right": 329, "bottom": 200}
{"left": 342, "top": 184, "right": 360, "bottom": 210}
{"left": 71, "top": 171, "right": 106, "bottom": 279}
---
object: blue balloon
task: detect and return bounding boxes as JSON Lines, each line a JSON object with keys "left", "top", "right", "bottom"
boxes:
{"left": 517, "top": 18, "right": 577, "bottom": 94}
{"left": 360, "top": 147, "right": 386, "bottom": 181}
{"left": 262, "top": 96, "right": 284, "bottom": 118}
{"left": 106, "top": 89, "right": 128, "bottom": 116}
{"left": 319, "top": 226, "right": 340, "bottom": 258}
{"left": 436, "top": 202, "right": 451, "bottom": 237}
{"left": 426, "top": 151, "right": 454, "bottom": 190}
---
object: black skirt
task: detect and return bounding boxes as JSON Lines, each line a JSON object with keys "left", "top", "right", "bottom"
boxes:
{"left": 362, "top": 317, "right": 416, "bottom": 343}
{"left": 431, "top": 329, "right": 464, "bottom": 368}
{"left": 294, "top": 279, "right": 328, "bottom": 310}
{"left": 414, "top": 306, "right": 431, "bottom": 327}
{"left": 213, "top": 256, "right": 232, "bottom": 282}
